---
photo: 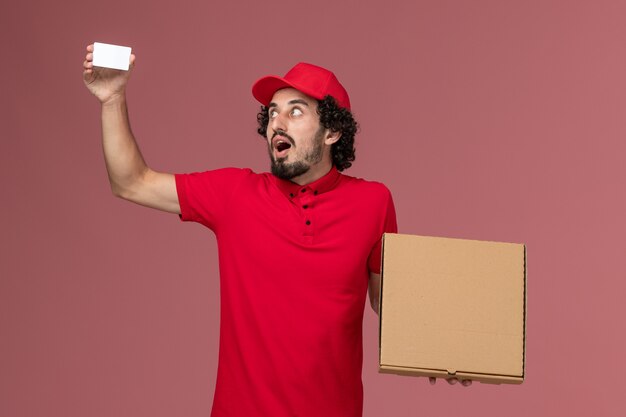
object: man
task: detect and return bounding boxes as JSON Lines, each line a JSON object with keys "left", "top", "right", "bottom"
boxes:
{"left": 82, "top": 45, "right": 463, "bottom": 417}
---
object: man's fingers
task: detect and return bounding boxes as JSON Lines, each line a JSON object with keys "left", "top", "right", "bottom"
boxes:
{"left": 429, "top": 376, "right": 473, "bottom": 386}
{"left": 87, "top": 44, "right": 93, "bottom": 52}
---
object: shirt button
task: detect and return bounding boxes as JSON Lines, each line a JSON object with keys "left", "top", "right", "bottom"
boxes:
{"left": 305, "top": 220, "right": 311, "bottom": 225}
{"left": 301, "top": 189, "right": 306, "bottom": 193}
{"left": 303, "top": 205, "right": 308, "bottom": 209}
{"left": 313, "top": 190, "right": 318, "bottom": 195}
{"left": 289, "top": 193, "right": 294, "bottom": 198}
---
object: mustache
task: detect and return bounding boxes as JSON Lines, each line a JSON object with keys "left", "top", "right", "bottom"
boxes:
{"left": 271, "top": 130, "right": 295, "bottom": 146}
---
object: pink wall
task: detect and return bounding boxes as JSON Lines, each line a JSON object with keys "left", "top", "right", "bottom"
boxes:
{"left": 3, "top": 1, "right": 625, "bottom": 416}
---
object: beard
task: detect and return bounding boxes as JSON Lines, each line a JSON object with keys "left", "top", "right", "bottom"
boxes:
{"left": 269, "top": 127, "right": 325, "bottom": 180}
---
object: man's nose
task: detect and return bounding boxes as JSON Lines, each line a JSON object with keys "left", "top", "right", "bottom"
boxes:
{"left": 270, "top": 111, "right": 287, "bottom": 133}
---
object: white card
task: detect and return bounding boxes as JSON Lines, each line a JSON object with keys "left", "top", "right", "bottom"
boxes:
{"left": 93, "top": 42, "right": 132, "bottom": 71}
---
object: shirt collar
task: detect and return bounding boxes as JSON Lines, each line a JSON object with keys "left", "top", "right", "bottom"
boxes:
{"left": 273, "top": 166, "right": 341, "bottom": 199}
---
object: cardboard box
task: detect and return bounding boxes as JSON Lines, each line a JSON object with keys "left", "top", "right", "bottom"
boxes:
{"left": 379, "top": 233, "right": 526, "bottom": 384}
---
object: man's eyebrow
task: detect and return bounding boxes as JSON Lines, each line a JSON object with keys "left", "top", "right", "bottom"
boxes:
{"left": 288, "top": 99, "right": 309, "bottom": 106}
{"left": 268, "top": 99, "right": 310, "bottom": 109}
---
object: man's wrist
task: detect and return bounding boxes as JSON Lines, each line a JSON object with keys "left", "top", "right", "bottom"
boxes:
{"left": 102, "top": 92, "right": 127, "bottom": 108}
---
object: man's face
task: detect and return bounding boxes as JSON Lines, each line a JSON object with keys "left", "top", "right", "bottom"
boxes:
{"left": 266, "top": 88, "right": 327, "bottom": 181}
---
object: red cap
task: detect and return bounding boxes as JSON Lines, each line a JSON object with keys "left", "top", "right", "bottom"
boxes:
{"left": 252, "top": 62, "right": 351, "bottom": 110}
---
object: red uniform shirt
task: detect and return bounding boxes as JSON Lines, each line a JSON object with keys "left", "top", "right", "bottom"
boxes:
{"left": 175, "top": 166, "right": 397, "bottom": 417}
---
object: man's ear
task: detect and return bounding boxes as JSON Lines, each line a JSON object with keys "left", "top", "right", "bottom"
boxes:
{"left": 324, "top": 129, "right": 341, "bottom": 146}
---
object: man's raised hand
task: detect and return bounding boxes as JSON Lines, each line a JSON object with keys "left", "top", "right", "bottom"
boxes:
{"left": 82, "top": 43, "right": 136, "bottom": 104}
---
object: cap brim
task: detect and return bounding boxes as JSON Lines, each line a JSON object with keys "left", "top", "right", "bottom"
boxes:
{"left": 252, "top": 75, "right": 325, "bottom": 107}
{"left": 252, "top": 76, "right": 295, "bottom": 107}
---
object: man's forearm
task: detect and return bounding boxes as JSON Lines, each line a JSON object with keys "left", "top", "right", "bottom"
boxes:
{"left": 101, "top": 95, "right": 148, "bottom": 198}
{"left": 368, "top": 272, "right": 381, "bottom": 315}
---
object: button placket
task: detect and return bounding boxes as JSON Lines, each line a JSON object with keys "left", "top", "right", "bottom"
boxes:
{"left": 300, "top": 193, "right": 314, "bottom": 236}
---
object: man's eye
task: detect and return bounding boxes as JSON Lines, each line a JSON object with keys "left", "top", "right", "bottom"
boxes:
{"left": 291, "top": 108, "right": 303, "bottom": 116}
{"left": 269, "top": 110, "right": 278, "bottom": 118}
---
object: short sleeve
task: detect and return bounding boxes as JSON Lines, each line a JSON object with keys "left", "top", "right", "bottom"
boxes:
{"left": 175, "top": 168, "right": 251, "bottom": 230}
{"left": 367, "top": 188, "right": 398, "bottom": 274}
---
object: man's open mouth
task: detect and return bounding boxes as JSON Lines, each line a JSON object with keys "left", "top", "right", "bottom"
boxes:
{"left": 275, "top": 140, "right": 291, "bottom": 152}
{"left": 272, "top": 135, "right": 293, "bottom": 157}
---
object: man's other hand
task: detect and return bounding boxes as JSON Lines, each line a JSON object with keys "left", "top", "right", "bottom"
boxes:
{"left": 428, "top": 377, "right": 472, "bottom": 387}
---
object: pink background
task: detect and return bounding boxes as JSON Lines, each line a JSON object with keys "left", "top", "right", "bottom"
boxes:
{"left": 2, "top": 1, "right": 625, "bottom": 416}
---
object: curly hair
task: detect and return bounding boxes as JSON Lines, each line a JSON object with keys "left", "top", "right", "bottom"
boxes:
{"left": 256, "top": 95, "right": 358, "bottom": 171}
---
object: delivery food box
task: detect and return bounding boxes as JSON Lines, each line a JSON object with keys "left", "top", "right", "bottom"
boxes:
{"left": 378, "top": 233, "right": 526, "bottom": 384}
